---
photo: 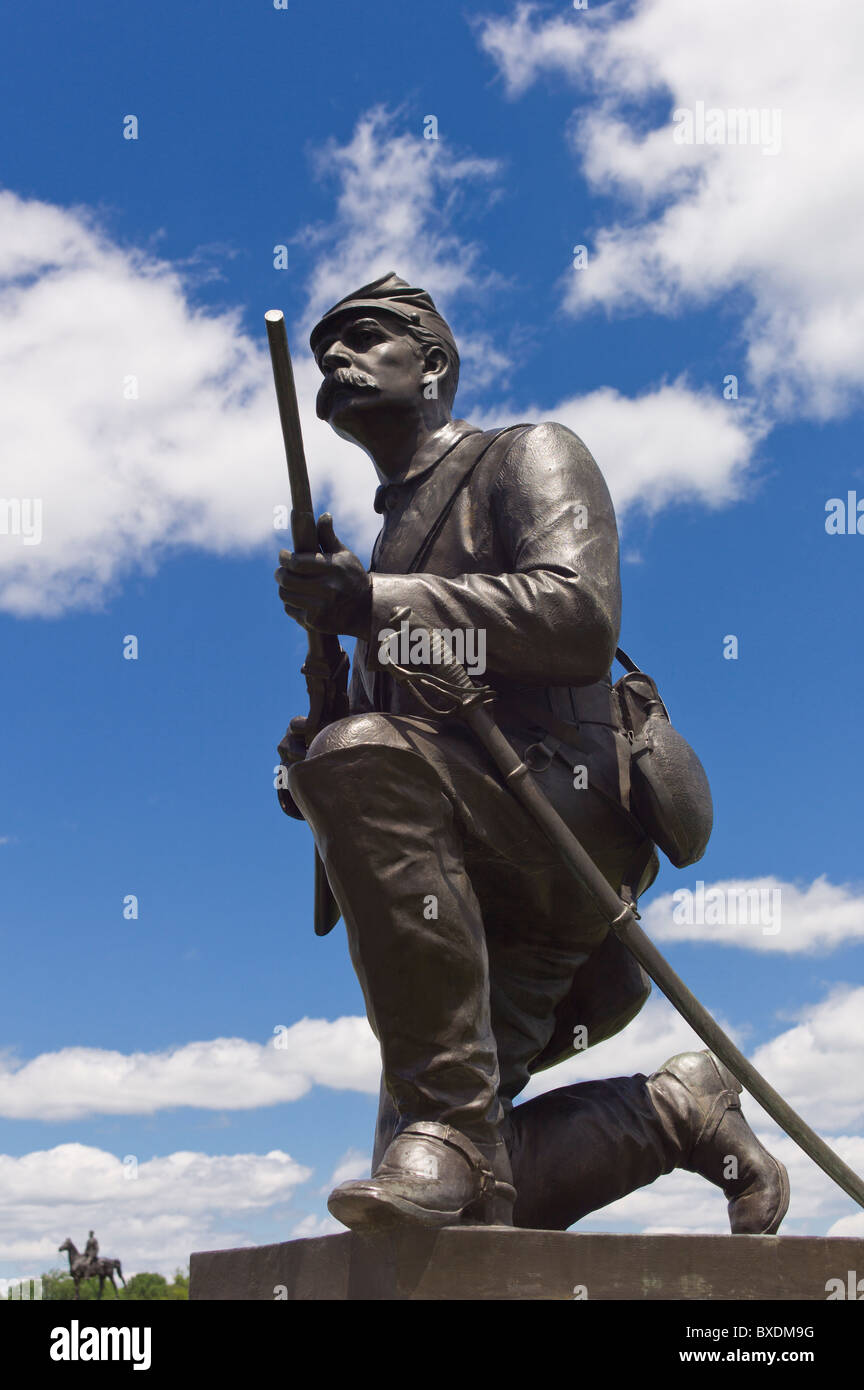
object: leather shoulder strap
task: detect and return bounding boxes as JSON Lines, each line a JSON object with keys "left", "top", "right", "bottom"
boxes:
{"left": 408, "top": 423, "right": 532, "bottom": 574}
{"left": 615, "top": 647, "right": 640, "bottom": 673}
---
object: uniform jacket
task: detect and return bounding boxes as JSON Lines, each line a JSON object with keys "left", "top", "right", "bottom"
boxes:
{"left": 350, "top": 417, "right": 623, "bottom": 740}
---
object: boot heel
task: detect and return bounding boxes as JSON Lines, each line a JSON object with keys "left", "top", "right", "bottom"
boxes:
{"left": 462, "top": 1180, "right": 516, "bottom": 1227}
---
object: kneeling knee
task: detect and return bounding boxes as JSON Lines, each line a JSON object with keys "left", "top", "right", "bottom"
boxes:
{"left": 305, "top": 713, "right": 411, "bottom": 760}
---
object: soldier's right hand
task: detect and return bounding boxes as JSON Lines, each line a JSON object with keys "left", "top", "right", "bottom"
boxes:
{"left": 276, "top": 717, "right": 309, "bottom": 821}
{"left": 278, "top": 715, "right": 310, "bottom": 767}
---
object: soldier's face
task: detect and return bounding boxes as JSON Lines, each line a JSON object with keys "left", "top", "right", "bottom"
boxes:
{"left": 314, "top": 314, "right": 426, "bottom": 435}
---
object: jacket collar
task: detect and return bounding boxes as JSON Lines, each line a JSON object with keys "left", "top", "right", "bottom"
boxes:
{"left": 373, "top": 419, "right": 480, "bottom": 514}
{"left": 371, "top": 424, "right": 500, "bottom": 575}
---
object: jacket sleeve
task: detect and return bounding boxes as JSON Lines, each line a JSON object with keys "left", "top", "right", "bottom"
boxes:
{"left": 367, "top": 422, "right": 621, "bottom": 686}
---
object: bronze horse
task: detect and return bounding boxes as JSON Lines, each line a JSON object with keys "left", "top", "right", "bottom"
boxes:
{"left": 58, "top": 1238, "right": 126, "bottom": 1299}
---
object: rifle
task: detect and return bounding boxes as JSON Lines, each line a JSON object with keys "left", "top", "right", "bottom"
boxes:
{"left": 265, "top": 310, "right": 349, "bottom": 936}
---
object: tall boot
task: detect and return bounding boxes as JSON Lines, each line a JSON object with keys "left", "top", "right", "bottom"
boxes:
{"left": 505, "top": 1051, "right": 788, "bottom": 1234}
{"left": 506, "top": 1074, "right": 670, "bottom": 1230}
{"left": 646, "top": 1050, "right": 789, "bottom": 1235}
{"left": 359, "top": 1073, "right": 514, "bottom": 1231}
{"left": 289, "top": 740, "right": 513, "bottom": 1230}
{"left": 329, "top": 1121, "right": 515, "bottom": 1232}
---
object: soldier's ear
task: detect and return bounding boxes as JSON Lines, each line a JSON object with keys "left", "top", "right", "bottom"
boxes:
{"left": 422, "top": 345, "right": 448, "bottom": 378}
{"left": 421, "top": 346, "right": 449, "bottom": 399}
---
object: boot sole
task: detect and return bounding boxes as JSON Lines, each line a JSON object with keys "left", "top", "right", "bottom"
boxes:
{"left": 328, "top": 1185, "right": 464, "bottom": 1234}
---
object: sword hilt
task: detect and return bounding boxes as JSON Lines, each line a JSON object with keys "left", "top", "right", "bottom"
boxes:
{"left": 385, "top": 607, "right": 493, "bottom": 716}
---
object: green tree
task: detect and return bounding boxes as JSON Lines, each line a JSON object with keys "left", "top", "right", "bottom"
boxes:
{"left": 121, "top": 1272, "right": 169, "bottom": 1300}
{"left": 166, "top": 1268, "right": 190, "bottom": 1300}
{"left": 120, "top": 1267, "right": 189, "bottom": 1300}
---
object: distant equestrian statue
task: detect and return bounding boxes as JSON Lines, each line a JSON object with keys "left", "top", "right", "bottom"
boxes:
{"left": 59, "top": 1235, "right": 126, "bottom": 1300}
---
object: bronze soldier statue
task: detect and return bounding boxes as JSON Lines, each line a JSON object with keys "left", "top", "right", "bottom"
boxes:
{"left": 274, "top": 273, "right": 789, "bottom": 1236}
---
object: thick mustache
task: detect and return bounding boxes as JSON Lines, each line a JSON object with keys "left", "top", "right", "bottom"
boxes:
{"left": 333, "top": 366, "right": 377, "bottom": 388}
{"left": 316, "top": 366, "right": 380, "bottom": 420}
{"left": 321, "top": 367, "right": 379, "bottom": 396}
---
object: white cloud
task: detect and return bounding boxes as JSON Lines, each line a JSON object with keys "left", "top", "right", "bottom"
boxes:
{"left": 0, "top": 1143, "right": 312, "bottom": 1279}
{"left": 828, "top": 1210, "right": 864, "bottom": 1238}
{"left": 478, "top": 0, "right": 864, "bottom": 418}
{"left": 641, "top": 874, "right": 864, "bottom": 953}
{"left": 0, "top": 187, "right": 296, "bottom": 617}
{"left": 290, "top": 1213, "right": 344, "bottom": 1239}
{"left": 0, "top": 1001, "right": 713, "bottom": 1124}
{"left": 748, "top": 986, "right": 864, "bottom": 1133}
{"left": 0, "top": 1018, "right": 380, "bottom": 1121}
{"left": 325, "top": 1148, "right": 371, "bottom": 1190}
{"left": 477, "top": 4, "right": 592, "bottom": 98}
{"left": 4, "top": 981, "right": 863, "bottom": 1142}
{"left": 476, "top": 380, "right": 765, "bottom": 516}
{"left": 298, "top": 107, "right": 502, "bottom": 342}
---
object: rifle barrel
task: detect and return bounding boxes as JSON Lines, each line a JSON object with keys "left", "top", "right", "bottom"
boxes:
{"left": 265, "top": 310, "right": 316, "bottom": 550}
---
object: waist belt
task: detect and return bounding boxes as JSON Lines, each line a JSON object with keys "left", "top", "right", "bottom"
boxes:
{"left": 501, "top": 688, "right": 630, "bottom": 811}
{"left": 505, "top": 685, "right": 620, "bottom": 743}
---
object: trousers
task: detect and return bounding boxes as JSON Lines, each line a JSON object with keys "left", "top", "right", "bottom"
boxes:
{"left": 288, "top": 711, "right": 650, "bottom": 1155}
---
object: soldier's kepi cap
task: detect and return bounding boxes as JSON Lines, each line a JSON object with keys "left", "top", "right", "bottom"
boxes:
{"left": 309, "top": 272, "right": 458, "bottom": 359}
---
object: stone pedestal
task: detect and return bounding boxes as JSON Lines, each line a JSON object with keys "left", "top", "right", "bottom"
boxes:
{"left": 190, "top": 1229, "right": 863, "bottom": 1301}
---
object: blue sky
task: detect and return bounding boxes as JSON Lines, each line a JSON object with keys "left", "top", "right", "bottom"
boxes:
{"left": 1, "top": 0, "right": 863, "bottom": 1279}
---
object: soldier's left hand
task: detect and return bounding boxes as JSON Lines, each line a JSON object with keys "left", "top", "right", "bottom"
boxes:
{"left": 275, "top": 513, "right": 372, "bottom": 638}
